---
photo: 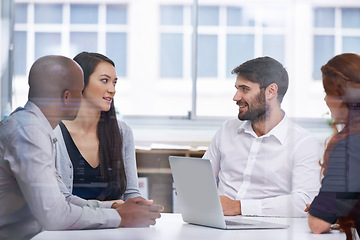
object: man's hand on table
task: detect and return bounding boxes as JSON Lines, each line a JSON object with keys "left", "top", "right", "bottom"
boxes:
{"left": 113, "top": 197, "right": 164, "bottom": 227}
{"left": 220, "top": 195, "right": 241, "bottom": 216}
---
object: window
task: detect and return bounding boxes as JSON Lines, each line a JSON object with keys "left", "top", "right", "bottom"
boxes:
{"left": 13, "top": 3, "right": 128, "bottom": 73}
{"left": 70, "top": 4, "right": 98, "bottom": 24}
{"left": 13, "top": 31, "right": 27, "bottom": 76}
{"left": 226, "top": 34, "right": 254, "bottom": 77}
{"left": 135, "top": 4, "right": 193, "bottom": 116}
{"left": 196, "top": 4, "right": 288, "bottom": 117}
{"left": 160, "top": 33, "right": 183, "bottom": 78}
{"left": 35, "top": 33, "right": 61, "bottom": 60}
{"left": 159, "top": 5, "right": 187, "bottom": 80}
{"left": 34, "top": 4, "right": 62, "bottom": 24}
{"left": 198, "top": 35, "right": 218, "bottom": 77}
{"left": 14, "top": 3, "right": 27, "bottom": 76}
{"left": 1, "top": 0, "right": 13, "bottom": 118}
{"left": 199, "top": 6, "right": 219, "bottom": 25}
{"left": 12, "top": 0, "right": 360, "bottom": 119}
{"left": 70, "top": 32, "right": 98, "bottom": 56}
{"left": 107, "top": 5, "right": 127, "bottom": 24}
{"left": 14, "top": 3, "right": 27, "bottom": 23}
{"left": 13, "top": 2, "right": 128, "bottom": 106}
{"left": 312, "top": 7, "right": 360, "bottom": 80}
{"left": 106, "top": 33, "right": 127, "bottom": 77}
{"left": 160, "top": 5, "right": 183, "bottom": 25}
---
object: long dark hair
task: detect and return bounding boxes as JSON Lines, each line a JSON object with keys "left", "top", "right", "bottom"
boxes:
{"left": 321, "top": 53, "right": 360, "bottom": 240}
{"left": 73, "top": 52, "right": 127, "bottom": 199}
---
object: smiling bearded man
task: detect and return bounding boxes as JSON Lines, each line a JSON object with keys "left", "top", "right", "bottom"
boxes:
{"left": 236, "top": 87, "right": 267, "bottom": 123}
{"left": 203, "top": 56, "right": 321, "bottom": 218}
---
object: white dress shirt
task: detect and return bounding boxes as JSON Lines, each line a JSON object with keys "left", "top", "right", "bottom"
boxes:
{"left": 0, "top": 101, "right": 120, "bottom": 239}
{"left": 203, "top": 113, "right": 321, "bottom": 217}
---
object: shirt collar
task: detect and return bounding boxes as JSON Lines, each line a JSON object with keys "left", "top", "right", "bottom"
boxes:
{"left": 24, "top": 100, "right": 56, "bottom": 140}
{"left": 237, "top": 111, "right": 288, "bottom": 145}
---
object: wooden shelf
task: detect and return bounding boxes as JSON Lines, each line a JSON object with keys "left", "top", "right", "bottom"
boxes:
{"left": 137, "top": 168, "right": 172, "bottom": 174}
{"left": 135, "top": 148, "right": 206, "bottom": 213}
{"left": 136, "top": 148, "right": 206, "bottom": 156}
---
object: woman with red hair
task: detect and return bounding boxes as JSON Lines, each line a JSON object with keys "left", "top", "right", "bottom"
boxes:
{"left": 308, "top": 53, "right": 360, "bottom": 240}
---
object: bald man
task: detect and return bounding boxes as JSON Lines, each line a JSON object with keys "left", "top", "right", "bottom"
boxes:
{"left": 0, "top": 56, "right": 162, "bottom": 239}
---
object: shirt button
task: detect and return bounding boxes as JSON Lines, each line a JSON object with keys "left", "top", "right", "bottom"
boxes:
{"left": 244, "top": 175, "right": 250, "bottom": 180}
{"left": 249, "top": 156, "right": 255, "bottom": 161}
{"left": 69, "top": 165, "right": 72, "bottom": 168}
{"left": 70, "top": 175, "right": 72, "bottom": 179}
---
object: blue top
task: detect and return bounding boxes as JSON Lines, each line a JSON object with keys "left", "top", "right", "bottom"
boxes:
{"left": 309, "top": 130, "right": 360, "bottom": 234}
{"left": 54, "top": 119, "right": 141, "bottom": 201}
{"left": 59, "top": 122, "right": 120, "bottom": 200}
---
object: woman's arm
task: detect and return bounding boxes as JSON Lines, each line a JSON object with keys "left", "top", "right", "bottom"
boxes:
{"left": 119, "top": 121, "right": 142, "bottom": 200}
{"left": 308, "top": 213, "right": 332, "bottom": 234}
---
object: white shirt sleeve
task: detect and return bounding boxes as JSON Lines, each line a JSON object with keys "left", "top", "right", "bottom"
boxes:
{"left": 203, "top": 129, "right": 221, "bottom": 182}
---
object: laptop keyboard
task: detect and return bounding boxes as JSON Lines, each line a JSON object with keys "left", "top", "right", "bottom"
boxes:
{"left": 225, "top": 220, "right": 253, "bottom": 226}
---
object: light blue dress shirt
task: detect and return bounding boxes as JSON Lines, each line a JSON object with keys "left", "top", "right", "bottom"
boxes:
{"left": 0, "top": 101, "right": 120, "bottom": 239}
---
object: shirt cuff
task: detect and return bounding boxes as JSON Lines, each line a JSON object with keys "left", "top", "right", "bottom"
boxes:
{"left": 85, "top": 199, "right": 114, "bottom": 209}
{"left": 241, "top": 199, "right": 262, "bottom": 216}
{"left": 106, "top": 208, "right": 122, "bottom": 228}
{"left": 99, "top": 201, "right": 115, "bottom": 208}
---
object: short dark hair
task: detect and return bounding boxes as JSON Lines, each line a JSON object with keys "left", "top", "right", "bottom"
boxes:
{"left": 231, "top": 56, "right": 289, "bottom": 103}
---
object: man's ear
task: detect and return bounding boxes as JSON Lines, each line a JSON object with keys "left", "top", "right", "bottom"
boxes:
{"left": 266, "top": 83, "right": 278, "bottom": 100}
{"left": 62, "top": 90, "right": 70, "bottom": 104}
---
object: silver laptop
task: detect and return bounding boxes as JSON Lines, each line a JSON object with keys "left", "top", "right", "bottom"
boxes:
{"left": 169, "top": 156, "right": 289, "bottom": 230}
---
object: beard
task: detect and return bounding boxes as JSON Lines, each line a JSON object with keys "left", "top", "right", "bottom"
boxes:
{"left": 237, "top": 90, "right": 267, "bottom": 123}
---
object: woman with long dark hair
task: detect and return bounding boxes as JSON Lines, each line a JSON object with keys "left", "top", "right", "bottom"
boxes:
{"left": 307, "top": 53, "right": 360, "bottom": 240}
{"left": 54, "top": 52, "right": 141, "bottom": 202}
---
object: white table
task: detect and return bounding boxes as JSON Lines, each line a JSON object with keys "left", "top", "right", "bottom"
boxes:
{"left": 32, "top": 213, "right": 347, "bottom": 240}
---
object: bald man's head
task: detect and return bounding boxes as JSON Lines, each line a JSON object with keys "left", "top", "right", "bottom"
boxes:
{"left": 28, "top": 55, "right": 83, "bottom": 98}
{"left": 28, "top": 55, "right": 84, "bottom": 124}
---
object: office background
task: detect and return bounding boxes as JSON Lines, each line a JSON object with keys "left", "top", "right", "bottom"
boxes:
{"left": 2, "top": 0, "right": 360, "bottom": 144}
{"left": 2, "top": 0, "right": 360, "bottom": 213}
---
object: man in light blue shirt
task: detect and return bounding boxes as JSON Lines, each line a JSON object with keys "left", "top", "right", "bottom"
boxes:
{"left": 0, "top": 55, "right": 162, "bottom": 239}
